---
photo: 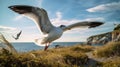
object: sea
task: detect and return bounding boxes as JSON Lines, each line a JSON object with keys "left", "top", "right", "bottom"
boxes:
{"left": 12, "top": 42, "right": 84, "bottom": 52}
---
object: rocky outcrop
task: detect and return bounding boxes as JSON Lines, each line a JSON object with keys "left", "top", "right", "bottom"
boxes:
{"left": 87, "top": 24, "right": 120, "bottom": 45}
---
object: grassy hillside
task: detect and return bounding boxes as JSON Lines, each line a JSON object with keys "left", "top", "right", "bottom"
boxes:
{"left": 1, "top": 42, "right": 120, "bottom": 67}
{"left": 0, "top": 45, "right": 94, "bottom": 67}
{"left": 102, "top": 57, "right": 120, "bottom": 67}
{"left": 91, "top": 42, "right": 120, "bottom": 67}
{"left": 93, "top": 42, "right": 120, "bottom": 57}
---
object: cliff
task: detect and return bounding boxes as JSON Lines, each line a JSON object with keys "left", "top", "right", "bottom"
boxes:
{"left": 87, "top": 24, "right": 120, "bottom": 45}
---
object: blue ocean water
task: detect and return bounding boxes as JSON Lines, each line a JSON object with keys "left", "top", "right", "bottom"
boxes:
{"left": 12, "top": 42, "right": 83, "bottom": 52}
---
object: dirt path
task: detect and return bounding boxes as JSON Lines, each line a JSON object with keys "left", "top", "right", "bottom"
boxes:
{"left": 86, "top": 52, "right": 106, "bottom": 62}
{"left": 84, "top": 52, "right": 102, "bottom": 67}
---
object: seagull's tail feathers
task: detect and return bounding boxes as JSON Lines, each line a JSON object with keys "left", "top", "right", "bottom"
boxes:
{"left": 34, "top": 38, "right": 46, "bottom": 46}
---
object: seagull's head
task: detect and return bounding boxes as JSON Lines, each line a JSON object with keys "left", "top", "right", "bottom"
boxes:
{"left": 59, "top": 25, "right": 66, "bottom": 29}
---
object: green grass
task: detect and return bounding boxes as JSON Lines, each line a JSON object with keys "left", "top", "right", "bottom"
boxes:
{"left": 93, "top": 42, "right": 120, "bottom": 57}
{"left": 0, "top": 45, "right": 92, "bottom": 67}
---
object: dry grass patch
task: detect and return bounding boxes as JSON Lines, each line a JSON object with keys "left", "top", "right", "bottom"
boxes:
{"left": 93, "top": 42, "right": 120, "bottom": 57}
{"left": 70, "top": 45, "right": 94, "bottom": 52}
{"left": 102, "top": 57, "right": 120, "bottom": 67}
{"left": 0, "top": 44, "right": 92, "bottom": 67}
{"left": 63, "top": 51, "right": 88, "bottom": 66}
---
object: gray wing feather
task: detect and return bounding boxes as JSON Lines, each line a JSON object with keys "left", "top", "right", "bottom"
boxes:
{"left": 63, "top": 21, "right": 103, "bottom": 31}
{"left": 38, "top": 8, "right": 54, "bottom": 34}
{"left": 22, "top": 8, "right": 54, "bottom": 34}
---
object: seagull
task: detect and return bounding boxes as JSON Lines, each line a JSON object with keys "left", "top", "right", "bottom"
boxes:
{"left": 9, "top": 5, "right": 104, "bottom": 51}
{"left": 12, "top": 30, "right": 22, "bottom": 40}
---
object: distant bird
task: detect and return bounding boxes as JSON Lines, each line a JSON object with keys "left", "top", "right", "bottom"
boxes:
{"left": 12, "top": 30, "right": 22, "bottom": 40}
{"left": 9, "top": 5, "right": 104, "bottom": 51}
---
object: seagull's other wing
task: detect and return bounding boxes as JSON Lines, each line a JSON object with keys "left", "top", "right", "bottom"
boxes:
{"left": 63, "top": 21, "right": 104, "bottom": 31}
{"left": 9, "top": 5, "right": 54, "bottom": 34}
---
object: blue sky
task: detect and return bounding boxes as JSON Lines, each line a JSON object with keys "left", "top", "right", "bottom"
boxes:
{"left": 0, "top": 0, "right": 120, "bottom": 42}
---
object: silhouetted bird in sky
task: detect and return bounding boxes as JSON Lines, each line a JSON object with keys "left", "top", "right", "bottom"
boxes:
{"left": 12, "top": 30, "right": 22, "bottom": 40}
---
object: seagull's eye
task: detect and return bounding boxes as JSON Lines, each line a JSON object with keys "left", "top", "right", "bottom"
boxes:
{"left": 60, "top": 25, "right": 65, "bottom": 28}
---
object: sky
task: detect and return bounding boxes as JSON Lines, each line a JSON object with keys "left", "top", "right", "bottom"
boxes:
{"left": 0, "top": 0, "right": 120, "bottom": 42}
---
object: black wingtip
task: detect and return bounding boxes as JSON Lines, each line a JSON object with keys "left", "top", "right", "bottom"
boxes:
{"left": 8, "top": 5, "right": 34, "bottom": 14}
{"left": 8, "top": 6, "right": 11, "bottom": 9}
{"left": 8, "top": 6, "right": 14, "bottom": 10}
{"left": 89, "top": 22, "right": 104, "bottom": 28}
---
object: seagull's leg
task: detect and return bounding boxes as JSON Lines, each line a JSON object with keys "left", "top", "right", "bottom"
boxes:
{"left": 44, "top": 43, "right": 50, "bottom": 51}
{"left": 44, "top": 44, "right": 48, "bottom": 51}
{"left": 46, "top": 43, "right": 50, "bottom": 50}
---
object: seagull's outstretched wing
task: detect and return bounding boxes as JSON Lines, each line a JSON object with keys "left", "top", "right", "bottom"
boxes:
{"left": 9, "top": 5, "right": 54, "bottom": 34}
{"left": 63, "top": 21, "right": 104, "bottom": 31}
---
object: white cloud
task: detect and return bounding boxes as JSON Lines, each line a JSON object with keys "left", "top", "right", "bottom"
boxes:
{"left": 87, "top": 2, "right": 120, "bottom": 12}
{"left": 0, "top": 26, "right": 18, "bottom": 41}
{"left": 51, "top": 11, "right": 104, "bottom": 26}
{"left": 56, "top": 12, "right": 62, "bottom": 20}
{"left": 0, "top": 26, "right": 16, "bottom": 32}
{"left": 35, "top": 0, "right": 43, "bottom": 7}
{"left": 13, "top": 15, "right": 24, "bottom": 21}
{"left": 85, "top": 17, "right": 104, "bottom": 21}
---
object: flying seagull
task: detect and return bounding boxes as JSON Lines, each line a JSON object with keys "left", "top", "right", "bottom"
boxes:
{"left": 12, "top": 30, "right": 22, "bottom": 40}
{"left": 9, "top": 5, "right": 104, "bottom": 51}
